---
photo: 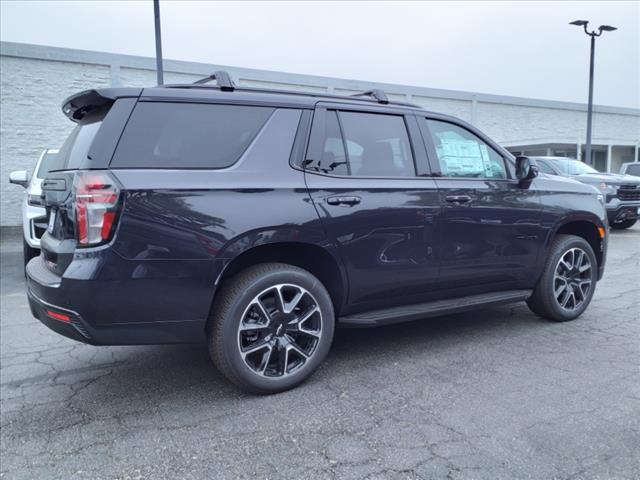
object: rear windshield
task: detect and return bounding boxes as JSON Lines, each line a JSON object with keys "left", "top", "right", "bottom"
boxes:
{"left": 36, "top": 151, "right": 59, "bottom": 178}
{"left": 110, "top": 102, "right": 274, "bottom": 169}
{"left": 48, "top": 121, "right": 102, "bottom": 172}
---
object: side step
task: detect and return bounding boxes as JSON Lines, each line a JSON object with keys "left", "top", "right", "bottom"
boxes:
{"left": 338, "top": 290, "right": 532, "bottom": 327}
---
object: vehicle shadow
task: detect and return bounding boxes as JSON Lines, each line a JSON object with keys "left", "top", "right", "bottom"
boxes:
{"left": 53, "top": 303, "right": 547, "bottom": 409}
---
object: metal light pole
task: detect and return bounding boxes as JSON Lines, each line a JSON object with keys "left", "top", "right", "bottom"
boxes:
{"left": 570, "top": 20, "right": 617, "bottom": 165}
{"left": 154, "top": 0, "right": 164, "bottom": 85}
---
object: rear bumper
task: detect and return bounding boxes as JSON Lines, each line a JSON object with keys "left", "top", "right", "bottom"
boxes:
{"left": 26, "top": 255, "right": 209, "bottom": 345}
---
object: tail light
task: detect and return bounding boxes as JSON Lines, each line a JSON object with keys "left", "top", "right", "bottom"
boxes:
{"left": 73, "top": 171, "right": 121, "bottom": 246}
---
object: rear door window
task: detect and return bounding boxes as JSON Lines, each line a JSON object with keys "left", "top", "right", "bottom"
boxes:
{"left": 111, "top": 102, "right": 274, "bottom": 169}
{"left": 305, "top": 110, "right": 416, "bottom": 177}
{"left": 339, "top": 112, "right": 415, "bottom": 177}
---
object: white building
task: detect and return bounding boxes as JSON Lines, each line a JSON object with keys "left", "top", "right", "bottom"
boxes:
{"left": 1, "top": 41, "right": 639, "bottom": 226}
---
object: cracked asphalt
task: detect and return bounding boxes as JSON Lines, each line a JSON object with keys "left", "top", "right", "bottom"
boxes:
{"left": 1, "top": 226, "right": 639, "bottom": 480}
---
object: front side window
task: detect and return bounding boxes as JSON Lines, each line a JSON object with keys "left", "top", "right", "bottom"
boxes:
{"left": 425, "top": 119, "right": 507, "bottom": 179}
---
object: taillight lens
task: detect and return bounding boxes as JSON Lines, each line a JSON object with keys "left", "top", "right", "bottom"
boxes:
{"left": 73, "top": 171, "right": 121, "bottom": 246}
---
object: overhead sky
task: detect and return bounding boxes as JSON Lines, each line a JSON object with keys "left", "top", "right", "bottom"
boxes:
{"left": 1, "top": 1, "right": 638, "bottom": 108}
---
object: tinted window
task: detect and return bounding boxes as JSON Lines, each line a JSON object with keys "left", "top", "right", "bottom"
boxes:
{"left": 425, "top": 119, "right": 506, "bottom": 179}
{"left": 305, "top": 111, "right": 349, "bottom": 175}
{"left": 625, "top": 164, "right": 640, "bottom": 176}
{"left": 339, "top": 112, "right": 415, "bottom": 177}
{"left": 49, "top": 122, "right": 102, "bottom": 171}
{"left": 36, "top": 152, "right": 59, "bottom": 178}
{"left": 536, "top": 160, "right": 557, "bottom": 175}
{"left": 112, "top": 102, "right": 274, "bottom": 168}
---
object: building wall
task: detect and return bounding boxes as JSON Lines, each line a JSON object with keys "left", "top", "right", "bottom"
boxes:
{"left": 1, "top": 41, "right": 639, "bottom": 226}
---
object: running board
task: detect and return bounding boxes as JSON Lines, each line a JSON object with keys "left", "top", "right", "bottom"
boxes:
{"left": 338, "top": 290, "right": 532, "bottom": 327}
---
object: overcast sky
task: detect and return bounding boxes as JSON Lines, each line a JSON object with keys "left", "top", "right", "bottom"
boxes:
{"left": 1, "top": 1, "right": 638, "bottom": 108}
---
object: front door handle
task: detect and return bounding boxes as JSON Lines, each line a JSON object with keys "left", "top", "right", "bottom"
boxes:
{"left": 326, "top": 195, "right": 361, "bottom": 206}
{"left": 445, "top": 195, "right": 472, "bottom": 204}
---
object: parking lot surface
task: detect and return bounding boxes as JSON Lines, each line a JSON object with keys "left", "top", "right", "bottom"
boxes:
{"left": 1, "top": 226, "right": 639, "bottom": 480}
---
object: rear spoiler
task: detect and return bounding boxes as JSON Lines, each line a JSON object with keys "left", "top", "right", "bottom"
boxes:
{"left": 61, "top": 88, "right": 142, "bottom": 124}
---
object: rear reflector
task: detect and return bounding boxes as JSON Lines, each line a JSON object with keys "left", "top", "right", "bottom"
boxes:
{"left": 46, "top": 310, "right": 71, "bottom": 323}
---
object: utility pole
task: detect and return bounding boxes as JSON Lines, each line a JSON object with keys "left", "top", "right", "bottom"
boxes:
{"left": 154, "top": 0, "right": 164, "bottom": 85}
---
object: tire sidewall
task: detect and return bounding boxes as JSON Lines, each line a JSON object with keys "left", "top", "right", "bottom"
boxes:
{"left": 541, "top": 236, "right": 598, "bottom": 321}
{"left": 218, "top": 267, "right": 334, "bottom": 393}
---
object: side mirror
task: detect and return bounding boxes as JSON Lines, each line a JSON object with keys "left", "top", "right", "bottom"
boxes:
{"left": 515, "top": 156, "right": 538, "bottom": 185}
{"left": 9, "top": 170, "right": 30, "bottom": 188}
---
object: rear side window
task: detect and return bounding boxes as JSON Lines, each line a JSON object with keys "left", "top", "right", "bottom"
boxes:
{"left": 49, "top": 122, "right": 102, "bottom": 172}
{"left": 36, "top": 152, "right": 59, "bottom": 178}
{"left": 111, "top": 102, "right": 274, "bottom": 169}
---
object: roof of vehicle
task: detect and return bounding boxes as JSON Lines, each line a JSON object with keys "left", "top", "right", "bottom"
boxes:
{"left": 61, "top": 69, "right": 458, "bottom": 123}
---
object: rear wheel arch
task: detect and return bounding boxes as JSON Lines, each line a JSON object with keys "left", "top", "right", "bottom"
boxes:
{"left": 212, "top": 242, "right": 347, "bottom": 318}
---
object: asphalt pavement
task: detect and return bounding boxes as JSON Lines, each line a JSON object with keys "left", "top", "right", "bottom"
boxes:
{"left": 1, "top": 226, "right": 639, "bottom": 480}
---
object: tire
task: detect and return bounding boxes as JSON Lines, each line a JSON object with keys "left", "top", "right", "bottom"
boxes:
{"left": 23, "top": 240, "right": 39, "bottom": 267}
{"left": 527, "top": 234, "right": 598, "bottom": 322}
{"left": 611, "top": 219, "right": 636, "bottom": 230}
{"left": 207, "top": 263, "right": 335, "bottom": 394}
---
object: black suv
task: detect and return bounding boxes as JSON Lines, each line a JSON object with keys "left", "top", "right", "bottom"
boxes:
{"left": 27, "top": 73, "right": 608, "bottom": 393}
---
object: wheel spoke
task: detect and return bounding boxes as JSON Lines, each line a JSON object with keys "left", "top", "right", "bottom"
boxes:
{"left": 275, "top": 342, "right": 288, "bottom": 376}
{"left": 287, "top": 341, "right": 309, "bottom": 360}
{"left": 239, "top": 322, "right": 270, "bottom": 332}
{"left": 241, "top": 339, "right": 271, "bottom": 357}
{"left": 579, "top": 264, "right": 590, "bottom": 273}
{"left": 257, "top": 344, "right": 273, "bottom": 374}
{"left": 573, "top": 250, "right": 583, "bottom": 269}
{"left": 554, "top": 281, "right": 567, "bottom": 298}
{"left": 253, "top": 299, "right": 272, "bottom": 322}
{"left": 273, "top": 286, "right": 286, "bottom": 314}
{"left": 283, "top": 290, "right": 305, "bottom": 314}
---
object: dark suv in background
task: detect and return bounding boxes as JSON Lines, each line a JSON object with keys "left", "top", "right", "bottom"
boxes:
{"left": 534, "top": 156, "right": 640, "bottom": 230}
{"left": 27, "top": 73, "right": 608, "bottom": 393}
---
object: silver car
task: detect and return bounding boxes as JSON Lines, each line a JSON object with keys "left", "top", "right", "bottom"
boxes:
{"left": 9, "top": 149, "right": 59, "bottom": 264}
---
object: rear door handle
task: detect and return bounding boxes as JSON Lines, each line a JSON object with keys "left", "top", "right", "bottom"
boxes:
{"left": 445, "top": 195, "right": 472, "bottom": 204}
{"left": 326, "top": 195, "right": 361, "bottom": 206}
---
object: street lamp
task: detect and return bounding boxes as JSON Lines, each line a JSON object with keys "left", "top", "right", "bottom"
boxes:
{"left": 570, "top": 20, "right": 617, "bottom": 166}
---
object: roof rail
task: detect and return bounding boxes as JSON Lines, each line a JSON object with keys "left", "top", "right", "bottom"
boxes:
{"left": 193, "top": 70, "right": 236, "bottom": 91}
{"left": 351, "top": 89, "right": 389, "bottom": 104}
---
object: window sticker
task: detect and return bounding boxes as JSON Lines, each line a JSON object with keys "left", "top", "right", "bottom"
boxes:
{"left": 435, "top": 137, "right": 485, "bottom": 176}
